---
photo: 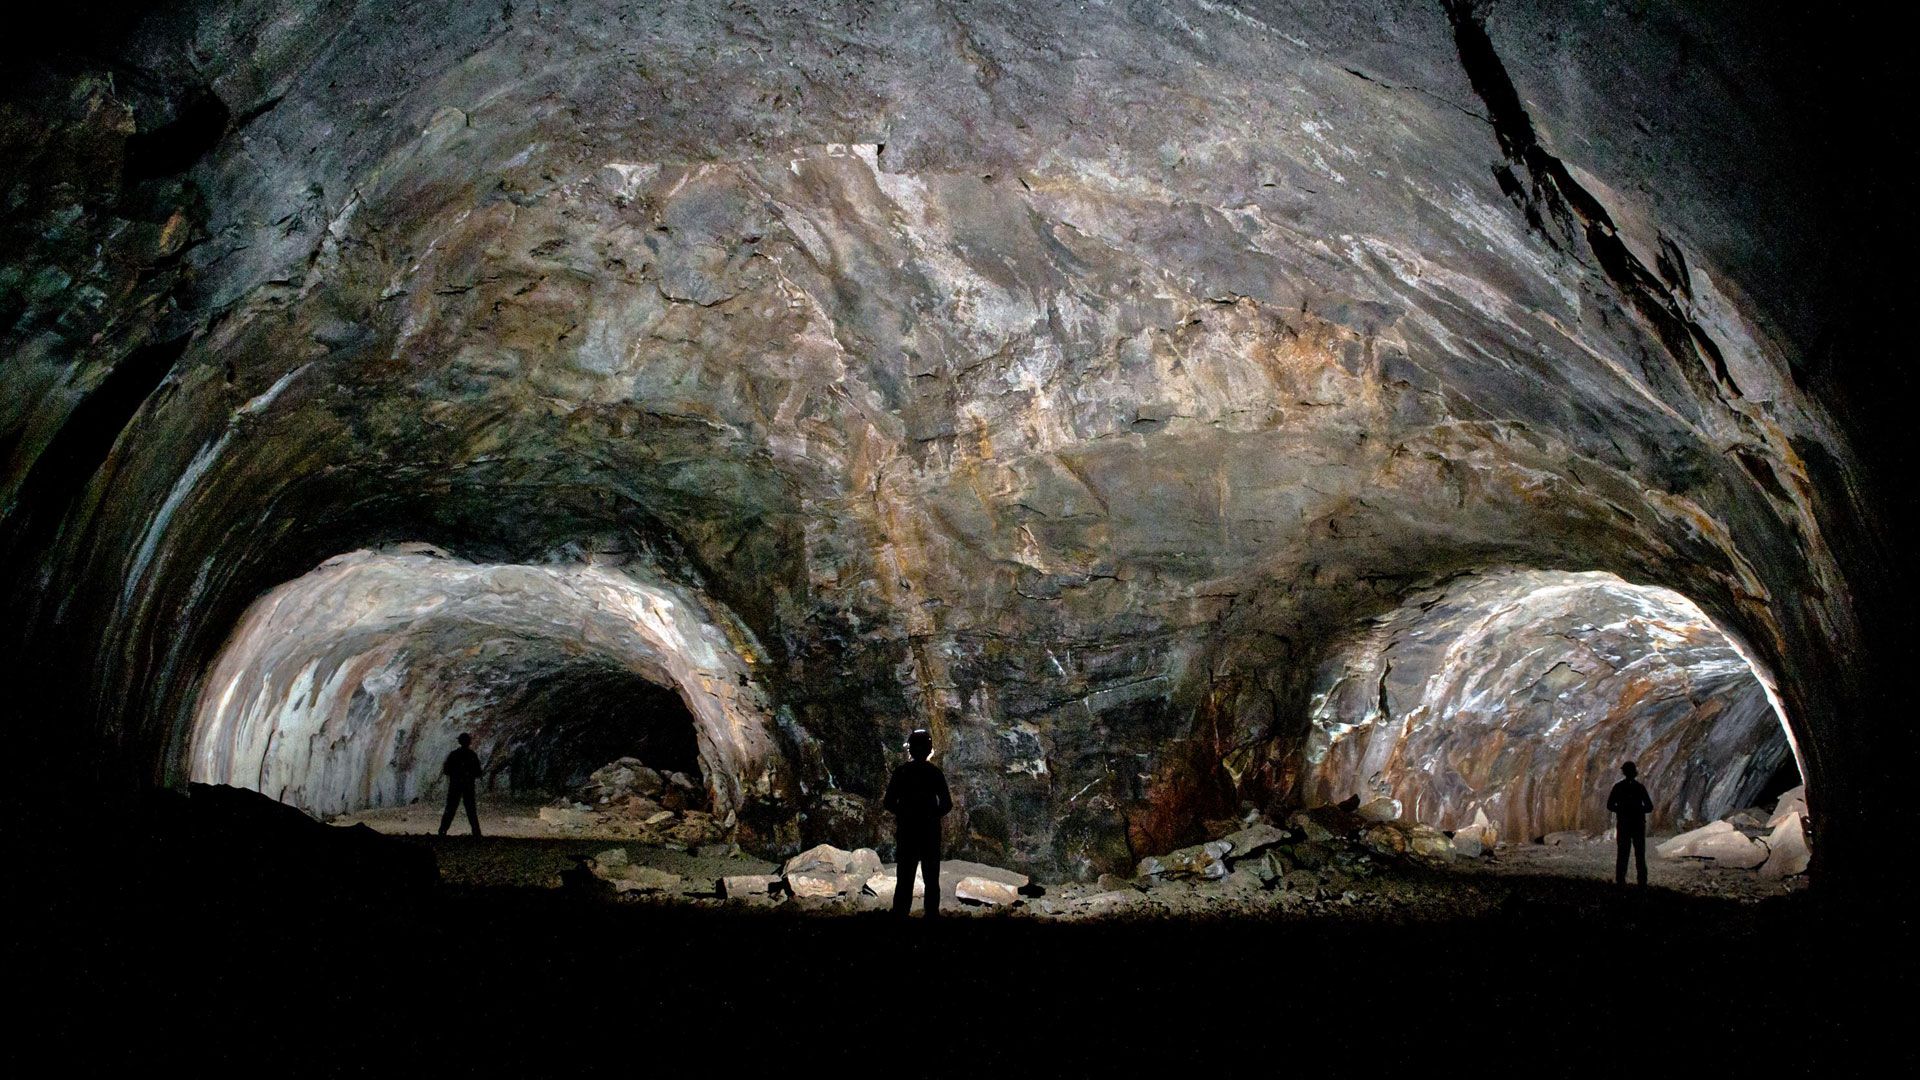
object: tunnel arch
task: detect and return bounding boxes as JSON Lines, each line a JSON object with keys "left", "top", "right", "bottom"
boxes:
{"left": 186, "top": 547, "right": 794, "bottom": 831}
{"left": 1294, "top": 568, "right": 1801, "bottom": 842}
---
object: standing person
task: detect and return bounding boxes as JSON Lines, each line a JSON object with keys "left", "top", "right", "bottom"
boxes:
{"left": 1607, "top": 761, "right": 1654, "bottom": 885}
{"left": 883, "top": 729, "right": 951, "bottom": 919}
{"left": 439, "top": 733, "right": 483, "bottom": 837}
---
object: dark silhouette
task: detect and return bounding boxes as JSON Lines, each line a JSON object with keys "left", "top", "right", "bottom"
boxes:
{"left": 882, "top": 729, "right": 951, "bottom": 918}
{"left": 1607, "top": 760, "right": 1654, "bottom": 885}
{"left": 438, "top": 733, "right": 482, "bottom": 837}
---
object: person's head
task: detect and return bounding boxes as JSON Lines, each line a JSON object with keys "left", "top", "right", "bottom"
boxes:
{"left": 907, "top": 728, "right": 933, "bottom": 761}
{"left": 457, "top": 733, "right": 472, "bottom": 747}
{"left": 1621, "top": 761, "right": 1637, "bottom": 778}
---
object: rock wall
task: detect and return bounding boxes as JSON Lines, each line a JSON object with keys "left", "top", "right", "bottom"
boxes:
{"left": 1303, "top": 570, "right": 1793, "bottom": 840}
{"left": 1, "top": 2, "right": 1897, "bottom": 879}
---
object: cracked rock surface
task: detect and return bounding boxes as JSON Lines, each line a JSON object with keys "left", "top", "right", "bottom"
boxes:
{"left": 0, "top": 1, "right": 1893, "bottom": 879}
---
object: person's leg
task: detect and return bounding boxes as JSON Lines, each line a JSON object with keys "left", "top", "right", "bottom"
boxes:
{"left": 892, "top": 845, "right": 919, "bottom": 917}
{"left": 440, "top": 787, "right": 460, "bottom": 835}
{"left": 1632, "top": 827, "right": 1647, "bottom": 885}
{"left": 463, "top": 786, "right": 481, "bottom": 836}
{"left": 1615, "top": 825, "right": 1629, "bottom": 885}
{"left": 922, "top": 847, "right": 941, "bottom": 917}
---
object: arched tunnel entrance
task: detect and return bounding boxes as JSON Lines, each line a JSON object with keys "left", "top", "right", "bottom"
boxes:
{"left": 186, "top": 548, "right": 788, "bottom": 840}
{"left": 1297, "top": 570, "right": 1802, "bottom": 847}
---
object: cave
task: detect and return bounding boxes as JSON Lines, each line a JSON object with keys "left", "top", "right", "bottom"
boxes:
{"left": 1, "top": 0, "right": 1906, "bottom": 1070}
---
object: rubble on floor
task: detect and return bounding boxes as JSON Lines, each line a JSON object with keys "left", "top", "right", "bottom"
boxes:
{"left": 539, "top": 757, "right": 730, "bottom": 848}
{"left": 1657, "top": 786, "right": 1810, "bottom": 877}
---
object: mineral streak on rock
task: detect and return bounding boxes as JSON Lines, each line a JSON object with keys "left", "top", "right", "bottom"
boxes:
{"left": 0, "top": 2, "right": 1890, "bottom": 880}
{"left": 1303, "top": 570, "right": 1792, "bottom": 841}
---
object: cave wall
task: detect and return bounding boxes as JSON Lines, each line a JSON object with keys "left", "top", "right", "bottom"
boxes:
{"left": 0, "top": 1, "right": 1898, "bottom": 879}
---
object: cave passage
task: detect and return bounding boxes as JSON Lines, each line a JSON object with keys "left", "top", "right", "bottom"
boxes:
{"left": 1302, "top": 570, "right": 1799, "bottom": 842}
{"left": 187, "top": 548, "right": 784, "bottom": 826}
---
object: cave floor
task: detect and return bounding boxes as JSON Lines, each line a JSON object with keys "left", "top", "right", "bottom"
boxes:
{"left": 342, "top": 795, "right": 1808, "bottom": 910}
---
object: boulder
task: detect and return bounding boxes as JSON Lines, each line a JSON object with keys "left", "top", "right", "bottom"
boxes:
{"left": 611, "top": 866, "right": 682, "bottom": 893}
{"left": 1659, "top": 823, "right": 1769, "bottom": 868}
{"left": 1137, "top": 840, "right": 1231, "bottom": 880}
{"left": 1072, "top": 890, "right": 1141, "bottom": 915}
{"left": 783, "top": 843, "right": 858, "bottom": 877}
{"left": 1286, "top": 810, "right": 1336, "bottom": 844}
{"left": 1356, "top": 797, "right": 1402, "bottom": 823}
{"left": 719, "top": 873, "right": 783, "bottom": 899}
{"left": 1451, "top": 830, "right": 1483, "bottom": 858}
{"left": 1406, "top": 823, "right": 1454, "bottom": 861}
{"left": 595, "top": 847, "right": 630, "bottom": 870}
{"left": 786, "top": 869, "right": 855, "bottom": 898}
{"left": 955, "top": 876, "right": 1020, "bottom": 906}
{"left": 1221, "top": 823, "right": 1287, "bottom": 861}
{"left": 863, "top": 869, "right": 915, "bottom": 902}
{"left": 1243, "top": 851, "right": 1287, "bottom": 885}
{"left": 848, "top": 847, "right": 884, "bottom": 880}
{"left": 1768, "top": 786, "right": 1808, "bottom": 829}
{"left": 1758, "top": 813, "right": 1810, "bottom": 880}
{"left": 1656, "top": 820, "right": 1735, "bottom": 858}
{"left": 1360, "top": 824, "right": 1408, "bottom": 856}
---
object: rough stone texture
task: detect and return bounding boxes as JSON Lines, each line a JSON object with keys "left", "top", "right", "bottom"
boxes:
{"left": 1304, "top": 569, "right": 1793, "bottom": 840}
{"left": 0, "top": 2, "right": 1898, "bottom": 882}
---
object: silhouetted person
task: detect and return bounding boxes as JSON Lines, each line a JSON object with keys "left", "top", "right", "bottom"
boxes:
{"left": 439, "top": 733, "right": 482, "bottom": 837}
{"left": 883, "top": 729, "right": 951, "bottom": 918}
{"left": 1608, "top": 760, "right": 1654, "bottom": 885}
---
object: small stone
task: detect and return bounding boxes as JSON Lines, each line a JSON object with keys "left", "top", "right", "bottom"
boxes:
{"left": 719, "top": 873, "right": 783, "bottom": 899}
{"left": 1543, "top": 830, "right": 1590, "bottom": 847}
{"left": 595, "top": 847, "right": 629, "bottom": 870}
{"left": 643, "top": 810, "right": 677, "bottom": 826}
{"left": 613, "top": 867, "right": 681, "bottom": 893}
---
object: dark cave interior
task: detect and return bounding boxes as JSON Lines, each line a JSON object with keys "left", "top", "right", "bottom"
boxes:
{"left": 1, "top": 0, "right": 1910, "bottom": 1069}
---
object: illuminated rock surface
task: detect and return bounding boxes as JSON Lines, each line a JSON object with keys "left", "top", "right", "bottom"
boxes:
{"left": 1303, "top": 569, "right": 1792, "bottom": 840}
{"left": 0, "top": 1, "right": 1895, "bottom": 882}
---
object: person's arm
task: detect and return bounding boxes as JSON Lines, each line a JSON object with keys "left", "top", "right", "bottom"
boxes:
{"left": 1639, "top": 786, "right": 1653, "bottom": 815}
{"left": 1606, "top": 784, "right": 1620, "bottom": 813}
{"left": 935, "top": 769, "right": 952, "bottom": 817}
